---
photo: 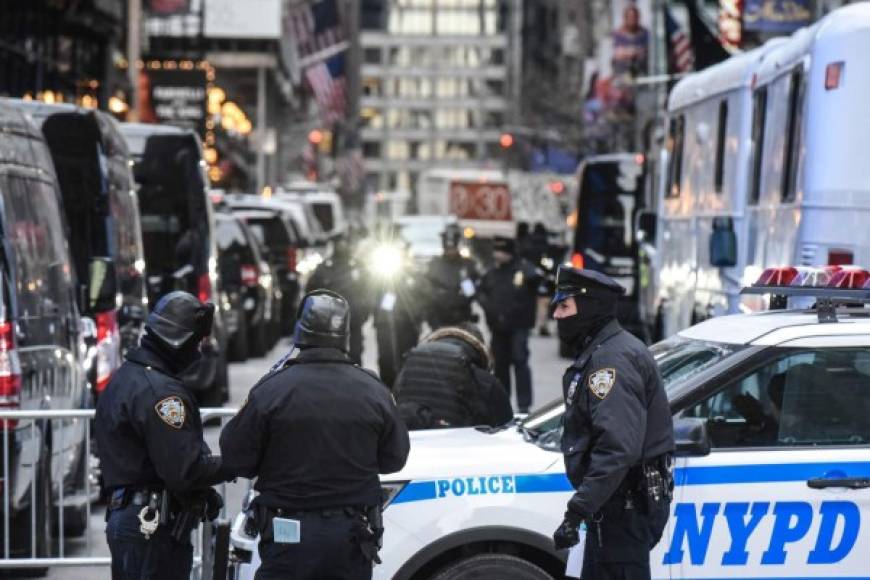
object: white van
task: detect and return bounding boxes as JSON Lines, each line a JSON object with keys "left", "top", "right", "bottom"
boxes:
{"left": 654, "top": 3, "right": 870, "bottom": 338}
{"left": 277, "top": 180, "right": 347, "bottom": 240}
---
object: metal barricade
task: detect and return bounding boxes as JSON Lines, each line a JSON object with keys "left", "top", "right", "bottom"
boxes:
{"left": 0, "top": 407, "right": 239, "bottom": 578}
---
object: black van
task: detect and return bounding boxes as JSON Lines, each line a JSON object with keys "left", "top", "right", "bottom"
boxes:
{"left": 0, "top": 101, "right": 94, "bottom": 569}
{"left": 11, "top": 101, "right": 148, "bottom": 395}
{"left": 119, "top": 123, "right": 228, "bottom": 405}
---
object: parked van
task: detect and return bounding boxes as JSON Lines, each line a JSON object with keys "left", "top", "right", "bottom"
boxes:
{"left": 9, "top": 100, "right": 148, "bottom": 395}
{"left": 0, "top": 102, "right": 93, "bottom": 570}
{"left": 654, "top": 39, "right": 785, "bottom": 338}
{"left": 120, "top": 123, "right": 228, "bottom": 405}
{"left": 569, "top": 153, "right": 649, "bottom": 339}
{"left": 278, "top": 181, "right": 347, "bottom": 239}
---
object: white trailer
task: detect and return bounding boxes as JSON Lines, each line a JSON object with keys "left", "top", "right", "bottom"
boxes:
{"left": 654, "top": 2, "right": 870, "bottom": 338}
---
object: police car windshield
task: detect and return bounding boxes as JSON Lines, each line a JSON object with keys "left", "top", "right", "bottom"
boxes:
{"left": 651, "top": 335, "right": 745, "bottom": 395}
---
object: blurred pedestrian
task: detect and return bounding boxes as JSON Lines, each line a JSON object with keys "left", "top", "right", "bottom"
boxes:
{"left": 393, "top": 322, "right": 513, "bottom": 429}
{"left": 307, "top": 232, "right": 373, "bottom": 364}
{"left": 477, "top": 236, "right": 543, "bottom": 413}
{"left": 551, "top": 266, "right": 674, "bottom": 580}
{"left": 423, "top": 223, "right": 480, "bottom": 330}
{"left": 96, "top": 292, "right": 228, "bottom": 580}
{"left": 220, "top": 291, "right": 410, "bottom": 580}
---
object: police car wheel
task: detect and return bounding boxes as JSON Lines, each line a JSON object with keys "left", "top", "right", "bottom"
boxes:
{"left": 431, "top": 553, "right": 552, "bottom": 580}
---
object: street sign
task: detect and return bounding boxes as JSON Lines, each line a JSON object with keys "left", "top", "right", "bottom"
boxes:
{"left": 448, "top": 181, "right": 512, "bottom": 221}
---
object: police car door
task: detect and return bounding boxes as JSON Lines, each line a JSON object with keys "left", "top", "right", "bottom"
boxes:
{"left": 663, "top": 344, "right": 870, "bottom": 578}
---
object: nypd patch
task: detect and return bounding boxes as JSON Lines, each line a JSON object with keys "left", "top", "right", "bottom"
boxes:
{"left": 588, "top": 368, "right": 616, "bottom": 399}
{"left": 155, "top": 396, "right": 186, "bottom": 429}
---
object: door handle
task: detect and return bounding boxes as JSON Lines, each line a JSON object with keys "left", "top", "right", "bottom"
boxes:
{"left": 807, "top": 477, "right": 870, "bottom": 490}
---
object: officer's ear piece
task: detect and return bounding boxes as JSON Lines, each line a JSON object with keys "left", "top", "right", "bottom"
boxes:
{"left": 195, "top": 303, "right": 216, "bottom": 339}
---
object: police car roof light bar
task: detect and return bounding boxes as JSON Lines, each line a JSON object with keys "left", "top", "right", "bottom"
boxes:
{"left": 741, "top": 285, "right": 870, "bottom": 324}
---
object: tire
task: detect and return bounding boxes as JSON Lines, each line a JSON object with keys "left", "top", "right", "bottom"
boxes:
{"left": 228, "top": 314, "right": 249, "bottom": 362}
{"left": 199, "top": 354, "right": 229, "bottom": 408}
{"left": 431, "top": 554, "right": 553, "bottom": 580}
{"left": 248, "top": 318, "right": 268, "bottom": 358}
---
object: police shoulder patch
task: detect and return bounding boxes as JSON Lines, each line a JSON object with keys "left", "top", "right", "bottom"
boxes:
{"left": 155, "top": 396, "right": 186, "bottom": 429}
{"left": 588, "top": 368, "right": 616, "bottom": 400}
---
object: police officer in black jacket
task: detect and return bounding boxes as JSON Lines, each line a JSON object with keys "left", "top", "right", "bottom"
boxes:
{"left": 477, "top": 236, "right": 543, "bottom": 413}
{"left": 423, "top": 224, "right": 480, "bottom": 329}
{"left": 220, "top": 290, "right": 410, "bottom": 580}
{"left": 551, "top": 266, "right": 674, "bottom": 580}
{"left": 96, "top": 291, "right": 228, "bottom": 580}
{"left": 306, "top": 233, "right": 374, "bottom": 364}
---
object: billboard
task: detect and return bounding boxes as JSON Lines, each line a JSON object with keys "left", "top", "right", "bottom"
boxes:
{"left": 144, "top": 68, "right": 208, "bottom": 137}
{"left": 204, "top": 0, "right": 282, "bottom": 38}
{"left": 449, "top": 181, "right": 512, "bottom": 221}
{"left": 743, "top": 0, "right": 813, "bottom": 34}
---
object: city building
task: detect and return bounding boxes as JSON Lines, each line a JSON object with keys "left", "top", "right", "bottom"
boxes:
{"left": 359, "top": 0, "right": 521, "bottom": 195}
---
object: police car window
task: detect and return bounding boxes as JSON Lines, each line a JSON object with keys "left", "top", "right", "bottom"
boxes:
{"left": 651, "top": 335, "right": 742, "bottom": 394}
{"left": 685, "top": 349, "right": 870, "bottom": 448}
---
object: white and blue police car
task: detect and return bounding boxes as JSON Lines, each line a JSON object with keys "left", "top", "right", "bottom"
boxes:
{"left": 229, "top": 267, "right": 870, "bottom": 579}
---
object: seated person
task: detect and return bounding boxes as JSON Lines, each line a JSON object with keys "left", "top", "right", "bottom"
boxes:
{"left": 393, "top": 323, "right": 513, "bottom": 429}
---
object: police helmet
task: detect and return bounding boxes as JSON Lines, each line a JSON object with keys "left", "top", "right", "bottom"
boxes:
{"left": 441, "top": 223, "right": 462, "bottom": 250}
{"left": 146, "top": 291, "right": 215, "bottom": 349}
{"left": 551, "top": 266, "right": 625, "bottom": 306}
{"left": 293, "top": 290, "right": 351, "bottom": 352}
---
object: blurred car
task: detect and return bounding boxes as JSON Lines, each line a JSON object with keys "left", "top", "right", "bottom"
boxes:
{"left": 277, "top": 181, "right": 347, "bottom": 239}
{"left": 9, "top": 100, "right": 148, "bottom": 397}
{"left": 215, "top": 211, "right": 276, "bottom": 360}
{"left": 120, "top": 123, "right": 228, "bottom": 406}
{"left": 0, "top": 103, "right": 93, "bottom": 569}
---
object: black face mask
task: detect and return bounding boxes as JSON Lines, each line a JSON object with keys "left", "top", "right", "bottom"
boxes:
{"left": 556, "top": 296, "right": 617, "bottom": 348}
{"left": 142, "top": 330, "right": 203, "bottom": 375}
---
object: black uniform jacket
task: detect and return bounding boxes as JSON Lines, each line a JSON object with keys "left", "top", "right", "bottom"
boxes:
{"left": 423, "top": 254, "right": 480, "bottom": 328}
{"left": 219, "top": 347, "right": 410, "bottom": 510}
{"left": 477, "top": 258, "right": 542, "bottom": 332}
{"left": 561, "top": 320, "right": 674, "bottom": 516}
{"left": 95, "top": 346, "right": 225, "bottom": 493}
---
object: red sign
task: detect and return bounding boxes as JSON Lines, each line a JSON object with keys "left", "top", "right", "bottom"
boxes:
{"left": 448, "top": 181, "right": 512, "bottom": 221}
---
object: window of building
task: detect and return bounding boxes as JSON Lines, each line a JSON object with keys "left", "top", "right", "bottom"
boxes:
{"left": 363, "top": 48, "right": 382, "bottom": 64}
{"left": 362, "top": 141, "right": 381, "bottom": 158}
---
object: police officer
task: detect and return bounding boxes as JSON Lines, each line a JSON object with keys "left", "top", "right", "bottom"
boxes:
{"left": 307, "top": 232, "right": 373, "bottom": 364}
{"left": 423, "top": 224, "right": 480, "bottom": 329}
{"left": 477, "top": 236, "right": 542, "bottom": 413}
{"left": 96, "top": 291, "right": 228, "bottom": 580}
{"left": 220, "top": 290, "right": 410, "bottom": 580}
{"left": 550, "top": 266, "right": 674, "bottom": 580}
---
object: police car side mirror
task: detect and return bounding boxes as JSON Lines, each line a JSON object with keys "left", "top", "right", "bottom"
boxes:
{"left": 673, "top": 417, "right": 711, "bottom": 457}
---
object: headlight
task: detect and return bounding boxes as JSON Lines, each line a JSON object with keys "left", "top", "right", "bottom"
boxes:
{"left": 369, "top": 244, "right": 404, "bottom": 279}
{"left": 381, "top": 481, "right": 408, "bottom": 509}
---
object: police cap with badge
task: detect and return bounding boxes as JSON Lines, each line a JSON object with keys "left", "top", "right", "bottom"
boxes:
{"left": 551, "top": 265, "right": 625, "bottom": 306}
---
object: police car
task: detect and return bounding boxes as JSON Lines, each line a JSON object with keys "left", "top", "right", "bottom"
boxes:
{"left": 229, "top": 267, "right": 870, "bottom": 579}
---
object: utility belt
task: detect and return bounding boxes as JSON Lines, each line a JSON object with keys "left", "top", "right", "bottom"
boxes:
{"left": 613, "top": 454, "right": 674, "bottom": 514}
{"left": 107, "top": 487, "right": 209, "bottom": 542}
{"left": 248, "top": 503, "right": 384, "bottom": 564}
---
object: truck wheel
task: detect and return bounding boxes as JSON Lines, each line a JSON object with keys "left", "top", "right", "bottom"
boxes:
{"left": 228, "top": 315, "right": 249, "bottom": 362}
{"left": 431, "top": 554, "right": 553, "bottom": 580}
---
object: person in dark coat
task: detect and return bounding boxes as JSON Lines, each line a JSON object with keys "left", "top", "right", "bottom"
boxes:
{"left": 477, "top": 236, "right": 543, "bottom": 413}
{"left": 306, "top": 233, "right": 373, "bottom": 364}
{"left": 423, "top": 224, "right": 480, "bottom": 330}
{"left": 96, "top": 291, "right": 228, "bottom": 580}
{"left": 220, "top": 290, "right": 410, "bottom": 580}
{"left": 393, "top": 322, "right": 513, "bottom": 429}
{"left": 551, "top": 266, "right": 674, "bottom": 580}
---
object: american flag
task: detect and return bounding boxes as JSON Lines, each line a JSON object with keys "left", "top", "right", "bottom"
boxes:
{"left": 305, "top": 53, "right": 347, "bottom": 124}
{"left": 286, "top": 0, "right": 344, "bottom": 61}
{"left": 665, "top": 6, "right": 694, "bottom": 74}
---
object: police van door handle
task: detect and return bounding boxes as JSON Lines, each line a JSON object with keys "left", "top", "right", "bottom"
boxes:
{"left": 807, "top": 477, "right": 870, "bottom": 490}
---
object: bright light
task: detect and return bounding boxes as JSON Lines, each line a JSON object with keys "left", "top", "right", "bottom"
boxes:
{"left": 108, "top": 95, "right": 128, "bottom": 114}
{"left": 459, "top": 246, "right": 471, "bottom": 258}
{"left": 262, "top": 186, "right": 273, "bottom": 199}
{"left": 463, "top": 227, "right": 475, "bottom": 239}
{"left": 309, "top": 130, "right": 324, "bottom": 145}
{"left": 368, "top": 244, "right": 404, "bottom": 279}
{"left": 499, "top": 133, "right": 514, "bottom": 148}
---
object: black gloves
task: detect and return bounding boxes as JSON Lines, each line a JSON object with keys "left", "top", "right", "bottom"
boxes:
{"left": 205, "top": 488, "right": 224, "bottom": 521}
{"left": 553, "top": 505, "right": 586, "bottom": 550}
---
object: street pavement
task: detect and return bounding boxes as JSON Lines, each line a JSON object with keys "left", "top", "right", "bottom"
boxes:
{"left": 52, "top": 322, "right": 567, "bottom": 579}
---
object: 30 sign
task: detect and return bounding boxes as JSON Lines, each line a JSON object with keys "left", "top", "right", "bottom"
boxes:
{"left": 448, "top": 181, "right": 512, "bottom": 221}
